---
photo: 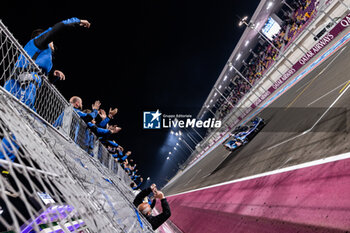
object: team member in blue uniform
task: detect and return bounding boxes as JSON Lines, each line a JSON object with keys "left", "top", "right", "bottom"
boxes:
{"left": 0, "top": 119, "right": 20, "bottom": 165}
{"left": 69, "top": 96, "right": 100, "bottom": 123}
{"left": 111, "top": 146, "right": 124, "bottom": 160}
{"left": 117, "top": 151, "right": 132, "bottom": 163}
{"left": 130, "top": 177, "right": 143, "bottom": 190}
{"left": 4, "top": 18, "right": 91, "bottom": 110}
{"left": 0, "top": 134, "right": 19, "bottom": 162}
{"left": 95, "top": 108, "right": 118, "bottom": 129}
{"left": 65, "top": 97, "right": 99, "bottom": 123}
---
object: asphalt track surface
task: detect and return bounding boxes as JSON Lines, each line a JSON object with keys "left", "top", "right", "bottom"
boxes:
{"left": 163, "top": 41, "right": 350, "bottom": 196}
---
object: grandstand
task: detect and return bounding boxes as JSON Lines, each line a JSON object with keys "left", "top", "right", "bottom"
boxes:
{"left": 199, "top": 0, "right": 320, "bottom": 123}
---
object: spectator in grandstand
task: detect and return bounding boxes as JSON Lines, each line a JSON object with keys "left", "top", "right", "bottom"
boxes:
{"left": 217, "top": 0, "right": 317, "bottom": 121}
{"left": 133, "top": 184, "right": 171, "bottom": 230}
{"left": 4, "top": 18, "right": 91, "bottom": 111}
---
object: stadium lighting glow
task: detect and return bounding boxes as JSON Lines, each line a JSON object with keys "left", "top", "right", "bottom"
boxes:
{"left": 179, "top": 137, "right": 182, "bottom": 141}
{"left": 147, "top": 177, "right": 150, "bottom": 180}
{"left": 176, "top": 143, "right": 179, "bottom": 146}
{"left": 229, "top": 66, "right": 233, "bottom": 71}
{"left": 174, "top": 147, "right": 177, "bottom": 150}
{"left": 245, "top": 40, "right": 250, "bottom": 46}
{"left": 169, "top": 152, "right": 172, "bottom": 155}
{"left": 175, "top": 132, "right": 179, "bottom": 136}
{"left": 179, "top": 131, "right": 182, "bottom": 136}
{"left": 170, "top": 130, "right": 174, "bottom": 134}
{"left": 167, "top": 157, "right": 170, "bottom": 160}
{"left": 223, "top": 75, "right": 228, "bottom": 81}
{"left": 214, "top": 93, "right": 217, "bottom": 97}
{"left": 210, "top": 99, "right": 213, "bottom": 103}
{"left": 238, "top": 16, "right": 248, "bottom": 26}
{"left": 236, "top": 53, "right": 241, "bottom": 61}
{"left": 267, "top": 1, "right": 273, "bottom": 10}
{"left": 218, "top": 85, "right": 222, "bottom": 89}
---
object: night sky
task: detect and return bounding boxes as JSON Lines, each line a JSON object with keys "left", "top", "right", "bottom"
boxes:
{"left": 1, "top": 0, "right": 259, "bottom": 188}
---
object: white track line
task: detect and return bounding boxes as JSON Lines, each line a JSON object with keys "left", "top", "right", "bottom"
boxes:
{"left": 278, "top": 156, "right": 294, "bottom": 169}
{"left": 164, "top": 37, "right": 350, "bottom": 191}
{"left": 167, "top": 75, "right": 350, "bottom": 196}
{"left": 267, "top": 79, "right": 350, "bottom": 150}
{"left": 167, "top": 150, "right": 350, "bottom": 198}
{"left": 307, "top": 81, "right": 348, "bottom": 106}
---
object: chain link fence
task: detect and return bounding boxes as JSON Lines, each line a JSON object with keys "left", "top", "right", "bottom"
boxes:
{"left": 0, "top": 20, "right": 153, "bottom": 233}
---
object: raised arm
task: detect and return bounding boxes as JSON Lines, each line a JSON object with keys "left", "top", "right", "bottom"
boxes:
{"left": 133, "top": 184, "right": 157, "bottom": 207}
{"left": 34, "top": 17, "right": 91, "bottom": 50}
{"left": 133, "top": 187, "right": 152, "bottom": 207}
{"left": 150, "top": 191, "right": 171, "bottom": 230}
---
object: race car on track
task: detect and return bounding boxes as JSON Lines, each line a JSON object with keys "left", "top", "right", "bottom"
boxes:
{"left": 223, "top": 117, "right": 265, "bottom": 151}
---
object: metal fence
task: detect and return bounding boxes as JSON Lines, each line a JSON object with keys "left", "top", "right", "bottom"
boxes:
{"left": 0, "top": 20, "right": 153, "bottom": 233}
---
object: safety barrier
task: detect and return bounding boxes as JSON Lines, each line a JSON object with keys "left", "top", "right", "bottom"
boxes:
{"left": 0, "top": 20, "right": 153, "bottom": 232}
